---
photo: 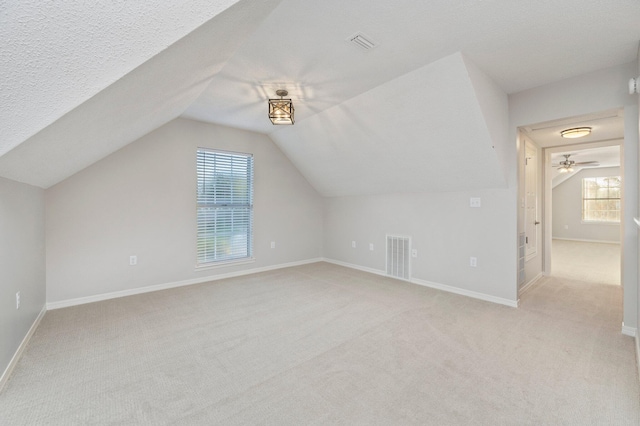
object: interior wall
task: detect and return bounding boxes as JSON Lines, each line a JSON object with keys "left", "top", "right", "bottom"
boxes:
{"left": 322, "top": 65, "right": 517, "bottom": 303}
{"left": 510, "top": 61, "right": 639, "bottom": 330}
{"left": 0, "top": 177, "right": 46, "bottom": 382}
{"left": 552, "top": 166, "right": 621, "bottom": 243}
{"left": 45, "top": 118, "right": 323, "bottom": 304}
{"left": 323, "top": 188, "right": 516, "bottom": 302}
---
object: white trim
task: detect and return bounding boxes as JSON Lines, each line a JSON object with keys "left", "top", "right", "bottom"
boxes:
{"left": 621, "top": 323, "right": 637, "bottom": 337}
{"left": 322, "top": 258, "right": 518, "bottom": 308}
{"left": 552, "top": 237, "right": 620, "bottom": 244}
{"left": 635, "top": 334, "right": 640, "bottom": 383}
{"left": 411, "top": 277, "right": 519, "bottom": 308}
{"left": 47, "top": 258, "right": 323, "bottom": 310}
{"left": 322, "top": 258, "right": 387, "bottom": 277}
{"left": 519, "top": 272, "right": 544, "bottom": 295}
{"left": 0, "top": 305, "right": 46, "bottom": 394}
{"left": 194, "top": 257, "right": 255, "bottom": 272}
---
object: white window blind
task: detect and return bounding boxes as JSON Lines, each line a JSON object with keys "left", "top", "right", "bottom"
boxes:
{"left": 197, "top": 149, "right": 253, "bottom": 265}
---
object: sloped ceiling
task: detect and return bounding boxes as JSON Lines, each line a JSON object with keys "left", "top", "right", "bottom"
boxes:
{"left": 550, "top": 145, "right": 621, "bottom": 188}
{"left": 0, "top": 0, "right": 242, "bottom": 157}
{"left": 1, "top": 0, "right": 640, "bottom": 193}
{"left": 270, "top": 53, "right": 506, "bottom": 196}
{"left": 0, "top": 0, "right": 282, "bottom": 188}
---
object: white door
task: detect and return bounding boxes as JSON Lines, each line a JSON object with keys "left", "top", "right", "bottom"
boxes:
{"left": 525, "top": 140, "right": 539, "bottom": 259}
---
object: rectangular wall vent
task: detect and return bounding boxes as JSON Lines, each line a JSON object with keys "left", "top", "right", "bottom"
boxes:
{"left": 347, "top": 32, "right": 377, "bottom": 50}
{"left": 386, "top": 235, "right": 410, "bottom": 280}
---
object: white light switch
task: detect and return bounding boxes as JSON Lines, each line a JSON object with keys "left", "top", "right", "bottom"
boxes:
{"left": 271, "top": 241, "right": 276, "bottom": 249}
{"left": 129, "top": 255, "right": 137, "bottom": 266}
{"left": 352, "top": 241, "right": 356, "bottom": 248}
{"left": 470, "top": 257, "right": 477, "bottom": 267}
{"left": 412, "top": 249, "right": 417, "bottom": 258}
{"left": 470, "top": 197, "right": 481, "bottom": 208}
{"left": 369, "top": 243, "right": 374, "bottom": 251}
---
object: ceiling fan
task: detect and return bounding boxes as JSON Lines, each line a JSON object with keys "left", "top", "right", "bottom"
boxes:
{"left": 553, "top": 154, "right": 599, "bottom": 173}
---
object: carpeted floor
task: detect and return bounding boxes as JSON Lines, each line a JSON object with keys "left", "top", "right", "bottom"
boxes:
{"left": 0, "top": 262, "right": 638, "bottom": 425}
{"left": 551, "top": 239, "right": 620, "bottom": 285}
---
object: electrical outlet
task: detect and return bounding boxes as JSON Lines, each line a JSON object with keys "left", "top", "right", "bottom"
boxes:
{"left": 412, "top": 249, "right": 417, "bottom": 258}
{"left": 470, "top": 197, "right": 481, "bottom": 208}
{"left": 369, "top": 243, "right": 374, "bottom": 251}
{"left": 470, "top": 257, "right": 477, "bottom": 267}
{"left": 129, "top": 255, "right": 137, "bottom": 266}
{"left": 271, "top": 241, "right": 276, "bottom": 249}
{"left": 16, "top": 291, "right": 20, "bottom": 309}
{"left": 352, "top": 241, "right": 356, "bottom": 248}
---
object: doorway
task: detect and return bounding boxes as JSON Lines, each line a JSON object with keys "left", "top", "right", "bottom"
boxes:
{"left": 547, "top": 145, "right": 622, "bottom": 285}
{"left": 518, "top": 108, "right": 624, "bottom": 293}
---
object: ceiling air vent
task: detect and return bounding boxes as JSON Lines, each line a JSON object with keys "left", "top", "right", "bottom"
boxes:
{"left": 347, "top": 32, "right": 377, "bottom": 51}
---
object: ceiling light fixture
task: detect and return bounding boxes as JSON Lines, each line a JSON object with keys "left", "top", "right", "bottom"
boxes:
{"left": 560, "top": 127, "right": 591, "bottom": 138}
{"left": 268, "top": 90, "right": 294, "bottom": 125}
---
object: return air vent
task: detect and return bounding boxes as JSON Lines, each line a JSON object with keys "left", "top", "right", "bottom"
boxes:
{"left": 347, "top": 32, "right": 377, "bottom": 51}
{"left": 386, "top": 235, "right": 410, "bottom": 280}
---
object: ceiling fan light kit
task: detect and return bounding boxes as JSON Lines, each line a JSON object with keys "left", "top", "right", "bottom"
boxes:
{"left": 268, "top": 90, "right": 295, "bottom": 125}
{"left": 560, "top": 127, "right": 591, "bottom": 138}
{"left": 554, "top": 154, "right": 599, "bottom": 173}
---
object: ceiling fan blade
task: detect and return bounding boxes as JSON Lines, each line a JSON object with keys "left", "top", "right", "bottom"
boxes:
{"left": 574, "top": 161, "right": 599, "bottom": 165}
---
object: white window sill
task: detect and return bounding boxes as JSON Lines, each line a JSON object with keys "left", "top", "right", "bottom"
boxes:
{"left": 580, "top": 221, "right": 620, "bottom": 226}
{"left": 195, "top": 257, "right": 255, "bottom": 272}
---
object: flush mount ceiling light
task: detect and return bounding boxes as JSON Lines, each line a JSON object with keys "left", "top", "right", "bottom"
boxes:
{"left": 268, "top": 90, "right": 294, "bottom": 125}
{"left": 560, "top": 127, "right": 591, "bottom": 138}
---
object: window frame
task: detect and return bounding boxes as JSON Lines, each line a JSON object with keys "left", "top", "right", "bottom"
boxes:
{"left": 196, "top": 148, "right": 254, "bottom": 268}
{"left": 581, "top": 175, "right": 621, "bottom": 224}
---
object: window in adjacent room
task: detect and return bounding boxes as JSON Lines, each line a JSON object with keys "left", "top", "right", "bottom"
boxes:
{"left": 196, "top": 149, "right": 254, "bottom": 266}
{"left": 581, "top": 176, "right": 621, "bottom": 223}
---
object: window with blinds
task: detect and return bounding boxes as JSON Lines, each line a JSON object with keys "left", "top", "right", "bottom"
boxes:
{"left": 196, "top": 149, "right": 254, "bottom": 266}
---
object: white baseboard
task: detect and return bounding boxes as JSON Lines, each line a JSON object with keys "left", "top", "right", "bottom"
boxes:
{"left": 322, "top": 258, "right": 518, "bottom": 308}
{"left": 47, "top": 258, "right": 324, "bottom": 310}
{"left": 635, "top": 335, "right": 640, "bottom": 383}
{"left": 621, "top": 323, "right": 637, "bottom": 337}
{"left": 519, "top": 273, "right": 544, "bottom": 295}
{"left": 411, "top": 277, "right": 519, "bottom": 308}
{"left": 322, "top": 258, "right": 387, "bottom": 277}
{"left": 0, "top": 305, "right": 46, "bottom": 394}
{"left": 552, "top": 237, "right": 620, "bottom": 245}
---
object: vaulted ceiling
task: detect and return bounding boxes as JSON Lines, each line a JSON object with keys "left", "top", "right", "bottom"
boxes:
{"left": 2, "top": 0, "right": 639, "bottom": 194}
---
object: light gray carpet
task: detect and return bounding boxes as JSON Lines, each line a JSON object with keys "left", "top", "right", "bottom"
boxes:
{"left": 552, "top": 239, "right": 620, "bottom": 285}
{"left": 1, "top": 262, "right": 638, "bottom": 425}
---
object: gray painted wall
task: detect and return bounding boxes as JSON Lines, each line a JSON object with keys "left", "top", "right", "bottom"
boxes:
{"left": 323, "top": 188, "right": 516, "bottom": 301}
{"left": 321, "top": 58, "right": 516, "bottom": 303}
{"left": 0, "top": 177, "right": 45, "bottom": 380}
{"left": 552, "top": 167, "right": 621, "bottom": 243}
{"left": 45, "top": 118, "right": 323, "bottom": 303}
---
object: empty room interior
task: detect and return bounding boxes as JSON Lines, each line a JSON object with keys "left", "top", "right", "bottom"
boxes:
{"left": 2, "top": 1, "right": 640, "bottom": 424}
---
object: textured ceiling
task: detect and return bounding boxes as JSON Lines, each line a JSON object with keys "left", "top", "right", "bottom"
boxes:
{"left": 0, "top": 0, "right": 282, "bottom": 187}
{"left": 0, "top": 0, "right": 241, "bottom": 158}
{"left": 1, "top": 0, "right": 639, "bottom": 193}
{"left": 183, "top": 0, "right": 640, "bottom": 135}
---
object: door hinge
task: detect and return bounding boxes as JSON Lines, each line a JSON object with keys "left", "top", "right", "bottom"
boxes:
{"left": 525, "top": 236, "right": 529, "bottom": 244}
